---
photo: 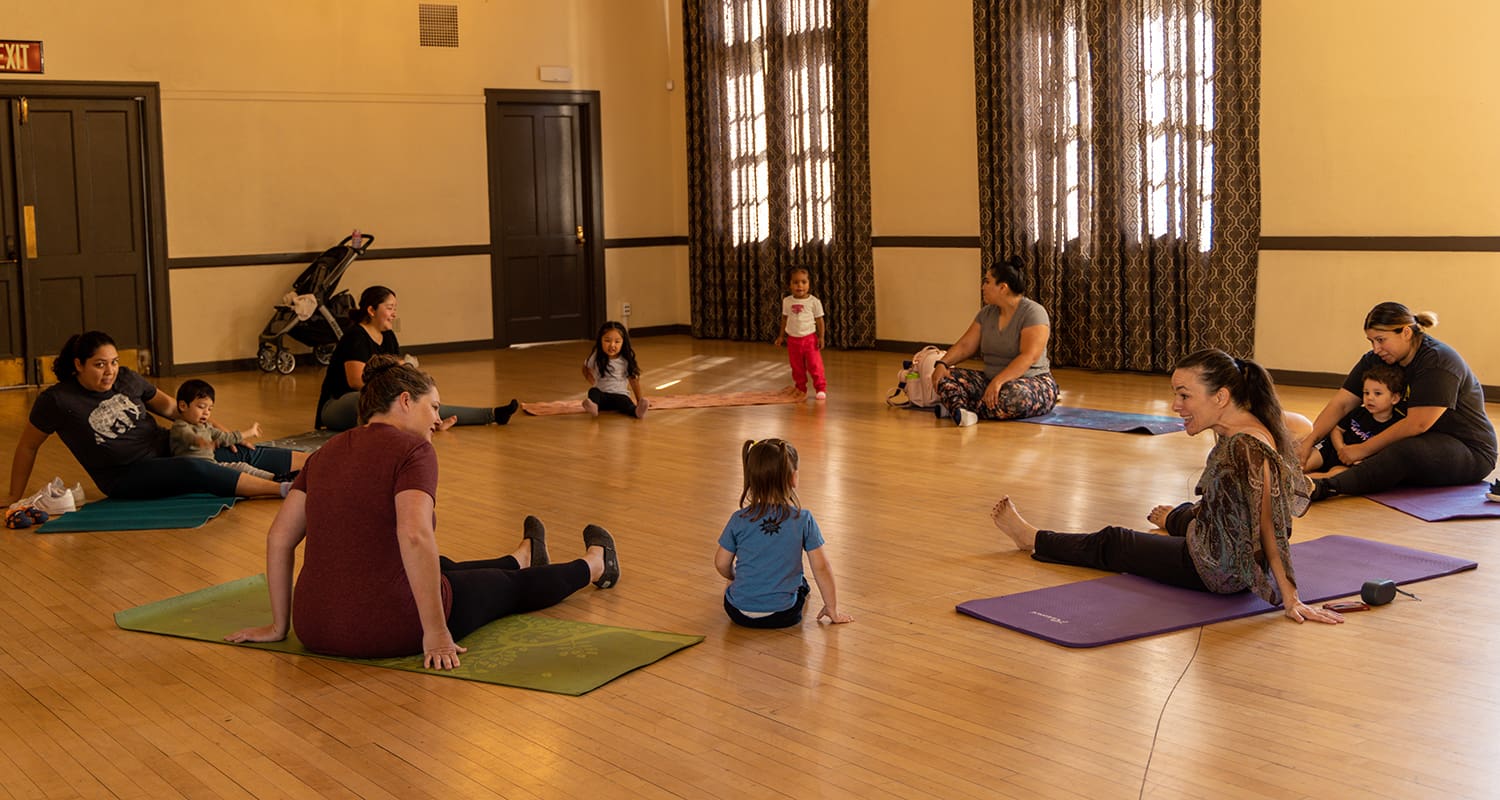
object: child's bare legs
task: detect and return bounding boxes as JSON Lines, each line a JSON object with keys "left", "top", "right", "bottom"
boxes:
{"left": 990, "top": 496, "right": 1038, "bottom": 551}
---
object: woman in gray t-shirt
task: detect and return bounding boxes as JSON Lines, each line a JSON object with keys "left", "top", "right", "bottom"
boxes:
{"left": 929, "top": 257, "right": 1059, "bottom": 426}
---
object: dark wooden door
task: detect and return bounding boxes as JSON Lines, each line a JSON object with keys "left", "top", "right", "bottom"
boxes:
{"left": 486, "top": 101, "right": 592, "bottom": 344}
{"left": 12, "top": 97, "right": 151, "bottom": 379}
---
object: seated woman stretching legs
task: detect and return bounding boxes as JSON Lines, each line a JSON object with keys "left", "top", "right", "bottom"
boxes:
{"left": 229, "top": 354, "right": 619, "bottom": 669}
{"left": 5, "top": 331, "right": 304, "bottom": 504}
{"left": 315, "top": 286, "right": 520, "bottom": 431}
{"left": 988, "top": 348, "right": 1343, "bottom": 626}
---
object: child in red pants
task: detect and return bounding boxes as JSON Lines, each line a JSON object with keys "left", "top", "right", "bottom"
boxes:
{"left": 773, "top": 267, "right": 827, "bottom": 399}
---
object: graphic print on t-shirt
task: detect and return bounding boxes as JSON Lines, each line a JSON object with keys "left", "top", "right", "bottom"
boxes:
{"left": 758, "top": 518, "right": 783, "bottom": 536}
{"left": 88, "top": 394, "right": 145, "bottom": 444}
{"left": 790, "top": 303, "right": 805, "bottom": 315}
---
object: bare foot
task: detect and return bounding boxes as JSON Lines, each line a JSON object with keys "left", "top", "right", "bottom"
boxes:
{"left": 635, "top": 396, "right": 649, "bottom": 419}
{"left": 581, "top": 398, "right": 599, "bottom": 417}
{"left": 990, "top": 496, "right": 1038, "bottom": 552}
{"left": 1147, "top": 504, "right": 1173, "bottom": 529}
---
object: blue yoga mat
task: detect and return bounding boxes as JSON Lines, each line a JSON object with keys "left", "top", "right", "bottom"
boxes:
{"left": 36, "top": 494, "right": 238, "bottom": 533}
{"left": 957, "top": 535, "right": 1477, "bottom": 647}
{"left": 1012, "top": 406, "right": 1184, "bottom": 434}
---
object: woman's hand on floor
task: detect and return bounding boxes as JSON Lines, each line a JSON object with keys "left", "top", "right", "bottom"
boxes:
{"left": 422, "top": 630, "right": 467, "bottom": 670}
{"left": 225, "top": 623, "right": 287, "bottom": 643}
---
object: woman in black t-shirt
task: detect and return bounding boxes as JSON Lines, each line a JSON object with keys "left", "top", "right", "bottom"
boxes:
{"left": 5, "top": 331, "right": 305, "bottom": 503}
{"left": 315, "top": 286, "right": 519, "bottom": 430}
{"left": 1297, "top": 302, "right": 1497, "bottom": 499}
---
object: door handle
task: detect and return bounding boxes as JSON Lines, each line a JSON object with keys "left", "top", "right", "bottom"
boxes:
{"left": 576, "top": 225, "right": 585, "bottom": 245}
{"left": 23, "top": 205, "right": 37, "bottom": 258}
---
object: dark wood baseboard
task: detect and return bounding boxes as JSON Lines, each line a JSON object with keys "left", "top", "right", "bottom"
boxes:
{"left": 625, "top": 324, "right": 692, "bottom": 337}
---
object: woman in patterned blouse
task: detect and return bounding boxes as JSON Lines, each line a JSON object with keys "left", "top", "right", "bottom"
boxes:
{"left": 989, "top": 348, "right": 1344, "bottom": 625}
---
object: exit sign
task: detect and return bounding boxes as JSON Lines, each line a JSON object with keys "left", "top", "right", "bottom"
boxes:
{"left": 0, "top": 41, "right": 43, "bottom": 74}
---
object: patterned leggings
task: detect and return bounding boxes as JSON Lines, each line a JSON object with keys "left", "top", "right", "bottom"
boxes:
{"left": 937, "top": 368, "right": 1059, "bottom": 421}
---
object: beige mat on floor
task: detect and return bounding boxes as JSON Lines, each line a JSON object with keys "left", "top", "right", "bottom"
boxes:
{"left": 523, "top": 386, "right": 805, "bottom": 416}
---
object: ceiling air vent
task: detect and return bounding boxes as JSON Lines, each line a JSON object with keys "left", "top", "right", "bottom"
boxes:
{"left": 418, "top": 4, "right": 459, "bottom": 47}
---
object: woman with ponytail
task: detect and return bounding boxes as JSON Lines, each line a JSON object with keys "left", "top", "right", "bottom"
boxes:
{"left": 988, "top": 349, "right": 1343, "bottom": 625}
{"left": 315, "top": 286, "right": 520, "bottom": 431}
{"left": 5, "top": 331, "right": 305, "bottom": 504}
{"left": 1298, "top": 302, "right": 1495, "bottom": 500}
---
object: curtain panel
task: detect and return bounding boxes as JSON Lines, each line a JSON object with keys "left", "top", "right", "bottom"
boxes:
{"left": 974, "top": 0, "right": 1261, "bottom": 372}
{"left": 683, "top": 0, "right": 874, "bottom": 348}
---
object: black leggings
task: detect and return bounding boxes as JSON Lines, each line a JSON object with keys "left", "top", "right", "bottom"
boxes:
{"left": 440, "top": 555, "right": 591, "bottom": 640}
{"left": 589, "top": 387, "right": 638, "bottom": 417}
{"left": 723, "top": 581, "right": 810, "bottom": 629}
{"left": 1032, "top": 523, "right": 1209, "bottom": 592}
{"left": 91, "top": 447, "right": 295, "bottom": 498}
{"left": 1323, "top": 431, "right": 1495, "bottom": 495}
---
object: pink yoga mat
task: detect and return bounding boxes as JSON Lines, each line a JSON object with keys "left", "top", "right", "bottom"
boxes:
{"left": 957, "top": 535, "right": 1477, "bottom": 647}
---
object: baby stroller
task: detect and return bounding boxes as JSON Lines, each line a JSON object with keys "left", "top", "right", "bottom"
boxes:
{"left": 256, "top": 232, "right": 374, "bottom": 374}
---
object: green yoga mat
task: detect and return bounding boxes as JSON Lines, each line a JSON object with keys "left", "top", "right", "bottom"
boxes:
{"left": 115, "top": 575, "right": 703, "bottom": 695}
{"left": 37, "top": 494, "right": 238, "bottom": 533}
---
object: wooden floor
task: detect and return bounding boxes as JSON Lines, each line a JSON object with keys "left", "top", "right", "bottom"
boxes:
{"left": 2, "top": 336, "right": 1497, "bottom": 799}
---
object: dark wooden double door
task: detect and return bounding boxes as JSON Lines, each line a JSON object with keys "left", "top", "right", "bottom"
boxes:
{"left": 0, "top": 90, "right": 154, "bottom": 384}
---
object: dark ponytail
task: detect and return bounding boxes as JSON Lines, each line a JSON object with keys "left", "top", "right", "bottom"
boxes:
{"left": 52, "top": 331, "right": 117, "bottom": 382}
{"left": 350, "top": 285, "right": 395, "bottom": 327}
{"left": 1176, "top": 348, "right": 1293, "bottom": 458}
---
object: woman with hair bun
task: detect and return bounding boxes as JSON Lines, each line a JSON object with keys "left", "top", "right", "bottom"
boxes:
{"left": 5, "top": 331, "right": 304, "bottom": 504}
{"left": 988, "top": 348, "right": 1343, "bottom": 625}
{"left": 231, "top": 354, "right": 619, "bottom": 669}
{"left": 315, "top": 286, "right": 519, "bottom": 431}
{"left": 1297, "top": 302, "right": 1496, "bottom": 500}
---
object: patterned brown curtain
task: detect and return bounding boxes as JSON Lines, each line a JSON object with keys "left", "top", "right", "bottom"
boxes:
{"left": 683, "top": 0, "right": 874, "bottom": 348}
{"left": 974, "top": 0, "right": 1260, "bottom": 371}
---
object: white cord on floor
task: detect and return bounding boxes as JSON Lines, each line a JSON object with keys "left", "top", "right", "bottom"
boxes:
{"left": 1139, "top": 625, "right": 1204, "bottom": 800}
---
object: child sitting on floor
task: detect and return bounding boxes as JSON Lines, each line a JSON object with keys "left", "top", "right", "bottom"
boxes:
{"left": 581, "top": 321, "right": 649, "bottom": 418}
{"left": 1303, "top": 364, "right": 1405, "bottom": 475}
{"left": 714, "top": 438, "right": 853, "bottom": 628}
{"left": 170, "top": 379, "right": 276, "bottom": 480}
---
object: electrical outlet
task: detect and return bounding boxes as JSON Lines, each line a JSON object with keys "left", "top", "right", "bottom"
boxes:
{"left": 621, "top": 302, "right": 632, "bottom": 317}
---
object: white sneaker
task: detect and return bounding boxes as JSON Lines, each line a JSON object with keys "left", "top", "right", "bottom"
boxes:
{"left": 69, "top": 483, "right": 86, "bottom": 507}
{"left": 35, "top": 477, "right": 76, "bottom": 516}
{"left": 815, "top": 391, "right": 827, "bottom": 400}
{"left": 956, "top": 408, "right": 979, "bottom": 427}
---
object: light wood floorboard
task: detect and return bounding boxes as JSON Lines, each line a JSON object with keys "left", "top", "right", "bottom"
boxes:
{"left": 2, "top": 336, "right": 1497, "bottom": 798}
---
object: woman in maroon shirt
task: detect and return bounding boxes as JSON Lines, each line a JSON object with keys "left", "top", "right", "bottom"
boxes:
{"left": 228, "top": 355, "right": 620, "bottom": 669}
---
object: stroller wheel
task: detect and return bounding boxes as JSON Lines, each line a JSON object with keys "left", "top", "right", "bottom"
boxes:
{"left": 275, "top": 350, "right": 297, "bottom": 375}
{"left": 257, "top": 344, "right": 279, "bottom": 373}
{"left": 314, "top": 343, "right": 337, "bottom": 366}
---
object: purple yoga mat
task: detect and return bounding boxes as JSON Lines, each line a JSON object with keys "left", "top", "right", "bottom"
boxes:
{"left": 956, "top": 535, "right": 1477, "bottom": 647}
{"left": 1012, "top": 406, "right": 1184, "bottom": 435}
{"left": 1364, "top": 483, "right": 1500, "bottom": 522}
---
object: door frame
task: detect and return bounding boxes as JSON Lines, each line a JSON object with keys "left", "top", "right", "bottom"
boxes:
{"left": 0, "top": 79, "right": 171, "bottom": 377}
{"left": 482, "top": 88, "right": 605, "bottom": 346}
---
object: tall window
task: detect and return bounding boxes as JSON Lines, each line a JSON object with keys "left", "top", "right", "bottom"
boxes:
{"left": 1024, "top": 4, "right": 1215, "bottom": 252}
{"left": 685, "top": 0, "right": 872, "bottom": 347}
{"left": 720, "top": 0, "right": 835, "bottom": 245}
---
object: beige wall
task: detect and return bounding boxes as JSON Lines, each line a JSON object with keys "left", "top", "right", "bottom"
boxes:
{"left": 13, "top": 2, "right": 1496, "bottom": 381}
{"left": 9, "top": 0, "right": 685, "bottom": 366}
{"left": 1258, "top": 0, "right": 1500, "bottom": 383}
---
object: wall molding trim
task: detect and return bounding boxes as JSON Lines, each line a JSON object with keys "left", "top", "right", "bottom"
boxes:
{"left": 1258, "top": 236, "right": 1500, "bottom": 253}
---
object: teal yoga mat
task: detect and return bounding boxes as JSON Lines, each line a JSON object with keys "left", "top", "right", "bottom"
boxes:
{"left": 36, "top": 494, "right": 238, "bottom": 533}
{"left": 115, "top": 575, "right": 703, "bottom": 695}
